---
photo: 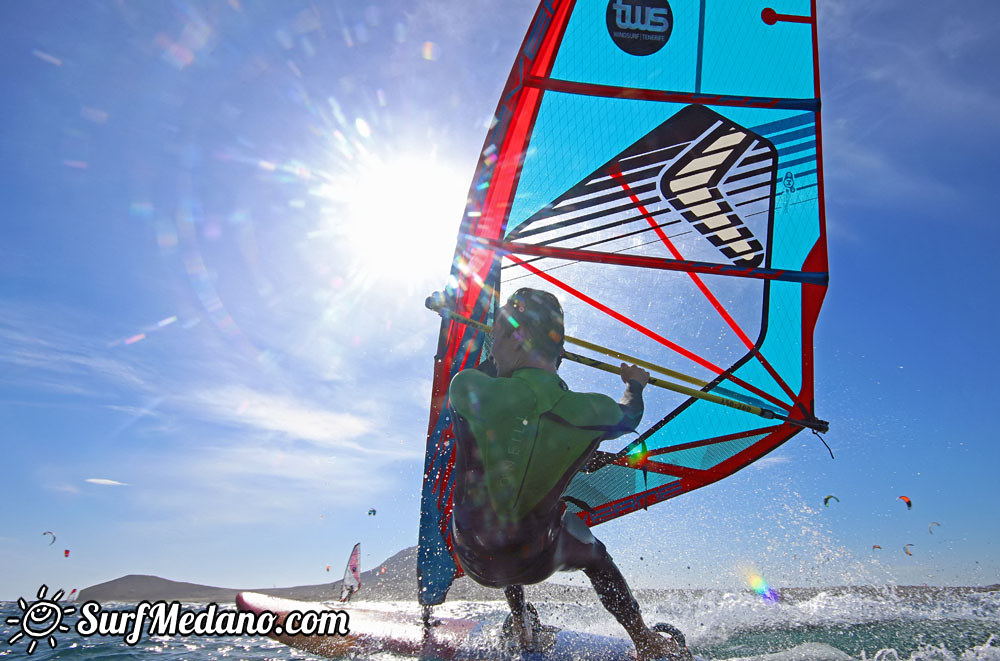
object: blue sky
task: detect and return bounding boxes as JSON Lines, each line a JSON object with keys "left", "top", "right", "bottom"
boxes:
{"left": 1, "top": 0, "right": 998, "bottom": 603}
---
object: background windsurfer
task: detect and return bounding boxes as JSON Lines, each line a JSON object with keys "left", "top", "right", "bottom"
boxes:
{"left": 447, "top": 287, "right": 691, "bottom": 661}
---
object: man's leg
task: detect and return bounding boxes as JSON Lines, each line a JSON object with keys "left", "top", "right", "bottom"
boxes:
{"left": 503, "top": 584, "right": 541, "bottom": 649}
{"left": 504, "top": 585, "right": 526, "bottom": 619}
{"left": 557, "top": 513, "right": 689, "bottom": 660}
{"left": 557, "top": 514, "right": 644, "bottom": 632}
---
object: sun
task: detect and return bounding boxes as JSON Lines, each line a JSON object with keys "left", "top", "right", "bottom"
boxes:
{"left": 314, "top": 152, "right": 469, "bottom": 290}
{"left": 6, "top": 585, "right": 76, "bottom": 655}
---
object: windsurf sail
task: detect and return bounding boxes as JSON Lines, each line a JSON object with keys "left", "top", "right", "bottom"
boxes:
{"left": 418, "top": 0, "right": 829, "bottom": 607}
{"left": 339, "top": 543, "right": 361, "bottom": 603}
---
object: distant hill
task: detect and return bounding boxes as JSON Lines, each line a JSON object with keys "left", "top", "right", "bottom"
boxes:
{"left": 77, "top": 545, "right": 589, "bottom": 604}
{"left": 78, "top": 546, "right": 420, "bottom": 604}
{"left": 77, "top": 546, "right": 1000, "bottom": 604}
{"left": 77, "top": 574, "right": 243, "bottom": 604}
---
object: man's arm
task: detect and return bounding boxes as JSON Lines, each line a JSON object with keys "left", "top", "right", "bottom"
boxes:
{"left": 611, "top": 378, "right": 645, "bottom": 440}
{"left": 578, "top": 364, "right": 650, "bottom": 474}
{"left": 608, "top": 363, "right": 649, "bottom": 440}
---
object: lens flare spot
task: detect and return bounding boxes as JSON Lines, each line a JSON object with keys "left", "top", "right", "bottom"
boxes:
{"left": 625, "top": 446, "right": 649, "bottom": 468}
{"left": 745, "top": 571, "right": 780, "bottom": 603}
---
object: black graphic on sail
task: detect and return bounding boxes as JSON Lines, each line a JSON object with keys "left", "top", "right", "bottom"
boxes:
{"left": 507, "top": 105, "right": 776, "bottom": 270}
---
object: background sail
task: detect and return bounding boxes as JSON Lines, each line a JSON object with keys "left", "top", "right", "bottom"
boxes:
{"left": 418, "top": 0, "right": 827, "bottom": 606}
{"left": 340, "top": 542, "right": 361, "bottom": 602}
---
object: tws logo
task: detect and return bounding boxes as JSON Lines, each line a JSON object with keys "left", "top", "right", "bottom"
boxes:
{"left": 606, "top": 0, "right": 673, "bottom": 56}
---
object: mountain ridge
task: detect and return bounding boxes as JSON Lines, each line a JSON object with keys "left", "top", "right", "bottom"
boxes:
{"left": 75, "top": 545, "right": 1000, "bottom": 604}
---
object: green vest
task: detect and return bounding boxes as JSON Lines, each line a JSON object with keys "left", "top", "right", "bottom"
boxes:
{"left": 449, "top": 368, "right": 623, "bottom": 521}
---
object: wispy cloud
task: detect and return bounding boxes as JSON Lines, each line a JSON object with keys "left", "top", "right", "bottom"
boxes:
{"left": 0, "top": 304, "right": 155, "bottom": 398}
{"left": 822, "top": 119, "right": 957, "bottom": 205}
{"left": 752, "top": 456, "right": 791, "bottom": 470}
{"left": 819, "top": 1, "right": 1000, "bottom": 210}
{"left": 936, "top": 15, "right": 993, "bottom": 61}
{"left": 179, "top": 385, "right": 379, "bottom": 452}
{"left": 0, "top": 333, "right": 150, "bottom": 393}
{"left": 123, "top": 383, "right": 424, "bottom": 525}
{"left": 125, "top": 436, "right": 417, "bottom": 526}
{"left": 0, "top": 298, "right": 423, "bottom": 528}
{"left": 831, "top": 3, "right": 1000, "bottom": 109}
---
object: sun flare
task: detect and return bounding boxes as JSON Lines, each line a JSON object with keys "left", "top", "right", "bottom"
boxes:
{"left": 317, "top": 153, "right": 469, "bottom": 290}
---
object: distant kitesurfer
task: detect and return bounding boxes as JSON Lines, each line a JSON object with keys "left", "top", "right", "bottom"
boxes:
{"left": 448, "top": 287, "right": 691, "bottom": 661}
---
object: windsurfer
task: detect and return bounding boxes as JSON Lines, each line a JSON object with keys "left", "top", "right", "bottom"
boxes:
{"left": 448, "top": 287, "right": 691, "bottom": 661}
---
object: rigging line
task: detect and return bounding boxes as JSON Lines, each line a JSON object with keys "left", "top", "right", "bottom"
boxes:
{"left": 744, "top": 195, "right": 820, "bottom": 217}
{"left": 508, "top": 155, "right": 681, "bottom": 216}
{"left": 489, "top": 238, "right": 828, "bottom": 285}
{"left": 428, "top": 297, "right": 798, "bottom": 423}
{"left": 564, "top": 347, "right": 786, "bottom": 414}
{"left": 567, "top": 321, "right": 771, "bottom": 403}
{"left": 501, "top": 221, "right": 689, "bottom": 271}
{"left": 642, "top": 426, "right": 778, "bottom": 458}
{"left": 431, "top": 295, "right": 709, "bottom": 391}
{"left": 728, "top": 179, "right": 774, "bottom": 198}
{"left": 608, "top": 164, "right": 799, "bottom": 405}
{"left": 509, "top": 194, "right": 660, "bottom": 241}
{"left": 612, "top": 457, "right": 706, "bottom": 480}
{"left": 734, "top": 193, "right": 771, "bottom": 208}
{"left": 504, "top": 204, "right": 678, "bottom": 250}
{"left": 609, "top": 421, "right": 782, "bottom": 463}
{"left": 504, "top": 253, "right": 792, "bottom": 412}
{"left": 724, "top": 166, "right": 772, "bottom": 186}
{"left": 609, "top": 164, "right": 757, "bottom": 348}
{"left": 813, "top": 429, "right": 834, "bottom": 459}
{"left": 500, "top": 232, "right": 694, "bottom": 285}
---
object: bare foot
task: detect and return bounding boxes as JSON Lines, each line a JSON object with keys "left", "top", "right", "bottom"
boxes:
{"left": 501, "top": 604, "right": 557, "bottom": 653}
{"left": 511, "top": 614, "right": 536, "bottom": 650}
{"left": 633, "top": 628, "right": 693, "bottom": 661}
{"left": 502, "top": 608, "right": 538, "bottom": 652}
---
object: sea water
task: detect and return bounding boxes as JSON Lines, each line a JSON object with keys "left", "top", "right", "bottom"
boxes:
{"left": 2, "top": 587, "right": 997, "bottom": 660}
